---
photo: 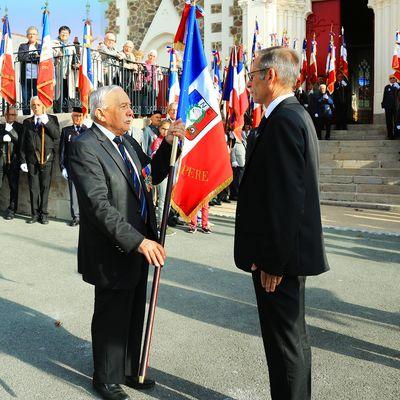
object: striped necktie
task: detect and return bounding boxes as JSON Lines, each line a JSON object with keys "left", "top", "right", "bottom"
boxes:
{"left": 113, "top": 136, "right": 147, "bottom": 222}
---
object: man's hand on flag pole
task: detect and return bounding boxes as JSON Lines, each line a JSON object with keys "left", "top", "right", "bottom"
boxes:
{"left": 165, "top": 120, "right": 185, "bottom": 144}
{"left": 138, "top": 239, "right": 166, "bottom": 268}
{"left": 251, "top": 264, "right": 283, "bottom": 293}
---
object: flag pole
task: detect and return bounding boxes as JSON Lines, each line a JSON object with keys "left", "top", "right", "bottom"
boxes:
{"left": 138, "top": 134, "right": 180, "bottom": 384}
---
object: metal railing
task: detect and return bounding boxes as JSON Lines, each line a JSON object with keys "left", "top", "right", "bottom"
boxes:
{"left": 12, "top": 45, "right": 171, "bottom": 116}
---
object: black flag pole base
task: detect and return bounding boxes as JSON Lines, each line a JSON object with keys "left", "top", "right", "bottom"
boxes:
{"left": 138, "top": 135, "right": 180, "bottom": 384}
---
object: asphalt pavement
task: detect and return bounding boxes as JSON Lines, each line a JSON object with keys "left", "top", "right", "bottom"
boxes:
{"left": 0, "top": 214, "right": 399, "bottom": 400}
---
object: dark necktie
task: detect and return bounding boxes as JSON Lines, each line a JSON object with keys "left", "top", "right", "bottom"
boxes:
{"left": 113, "top": 136, "right": 147, "bottom": 222}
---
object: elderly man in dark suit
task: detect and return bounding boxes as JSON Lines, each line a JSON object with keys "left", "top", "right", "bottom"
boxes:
{"left": 0, "top": 106, "right": 23, "bottom": 219}
{"left": 59, "top": 107, "right": 87, "bottom": 226}
{"left": 69, "top": 85, "right": 184, "bottom": 400}
{"left": 381, "top": 74, "right": 400, "bottom": 139}
{"left": 20, "top": 97, "right": 60, "bottom": 224}
{"left": 235, "top": 47, "right": 329, "bottom": 400}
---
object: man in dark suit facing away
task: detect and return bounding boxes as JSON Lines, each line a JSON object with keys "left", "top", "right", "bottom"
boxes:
{"left": 69, "top": 86, "right": 184, "bottom": 400}
{"left": 20, "top": 96, "right": 60, "bottom": 224}
{"left": 59, "top": 106, "right": 87, "bottom": 226}
{"left": 234, "top": 47, "right": 329, "bottom": 400}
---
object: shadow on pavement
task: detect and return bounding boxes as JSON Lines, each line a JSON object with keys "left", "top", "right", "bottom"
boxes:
{"left": 0, "top": 297, "right": 232, "bottom": 399}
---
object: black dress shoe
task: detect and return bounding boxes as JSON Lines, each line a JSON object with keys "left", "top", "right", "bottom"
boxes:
{"left": 5, "top": 210, "right": 14, "bottom": 220}
{"left": 69, "top": 218, "right": 79, "bottom": 226}
{"left": 92, "top": 381, "right": 130, "bottom": 400}
{"left": 125, "top": 376, "right": 155, "bottom": 390}
{"left": 26, "top": 215, "right": 39, "bottom": 224}
{"left": 40, "top": 215, "right": 49, "bottom": 225}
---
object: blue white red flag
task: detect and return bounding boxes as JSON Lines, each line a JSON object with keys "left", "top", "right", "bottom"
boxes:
{"left": 299, "top": 39, "right": 307, "bottom": 85}
{"left": 339, "top": 27, "right": 349, "bottom": 80}
{"left": 167, "top": 46, "right": 180, "bottom": 104}
{"left": 326, "top": 33, "right": 336, "bottom": 94}
{"left": 251, "top": 19, "right": 261, "bottom": 60}
{"left": 211, "top": 50, "right": 222, "bottom": 93}
{"left": 37, "top": 6, "right": 54, "bottom": 108}
{"left": 79, "top": 19, "right": 94, "bottom": 115}
{"left": 222, "top": 46, "right": 249, "bottom": 141}
{"left": 308, "top": 34, "right": 318, "bottom": 84}
{"left": 392, "top": 31, "right": 400, "bottom": 81}
{"left": 171, "top": 4, "right": 232, "bottom": 221}
{"left": 0, "top": 14, "right": 16, "bottom": 105}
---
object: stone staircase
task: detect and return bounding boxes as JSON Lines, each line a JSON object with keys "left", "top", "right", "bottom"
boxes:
{"left": 319, "top": 124, "right": 400, "bottom": 210}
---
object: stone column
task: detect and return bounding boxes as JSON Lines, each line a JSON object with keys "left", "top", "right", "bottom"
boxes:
{"left": 368, "top": 0, "right": 400, "bottom": 116}
{"left": 116, "top": 0, "right": 128, "bottom": 49}
{"left": 238, "top": 0, "right": 278, "bottom": 55}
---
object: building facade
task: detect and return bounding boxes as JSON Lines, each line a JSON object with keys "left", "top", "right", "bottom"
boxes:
{"left": 107, "top": 0, "right": 400, "bottom": 119}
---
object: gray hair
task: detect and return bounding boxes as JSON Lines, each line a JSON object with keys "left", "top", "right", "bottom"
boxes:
{"left": 89, "top": 85, "right": 121, "bottom": 119}
{"left": 30, "top": 96, "right": 41, "bottom": 104}
{"left": 256, "top": 46, "right": 300, "bottom": 89}
{"left": 26, "top": 26, "right": 38, "bottom": 35}
{"left": 148, "top": 49, "right": 157, "bottom": 57}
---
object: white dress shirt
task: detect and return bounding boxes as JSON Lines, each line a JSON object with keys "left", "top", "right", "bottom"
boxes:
{"left": 95, "top": 123, "right": 142, "bottom": 187}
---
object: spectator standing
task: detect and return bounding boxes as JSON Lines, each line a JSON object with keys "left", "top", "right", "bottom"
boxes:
{"left": 119, "top": 40, "right": 138, "bottom": 97}
{"left": 317, "top": 84, "right": 334, "bottom": 140}
{"left": 294, "top": 80, "right": 309, "bottom": 110}
{"left": 98, "top": 32, "right": 122, "bottom": 86}
{"left": 333, "top": 73, "right": 351, "bottom": 130}
{"left": 0, "top": 107, "right": 23, "bottom": 220}
{"left": 230, "top": 132, "right": 246, "bottom": 201}
{"left": 165, "top": 102, "right": 178, "bottom": 122}
{"left": 308, "top": 83, "right": 321, "bottom": 134}
{"left": 381, "top": 74, "right": 399, "bottom": 139}
{"left": 53, "top": 26, "right": 79, "bottom": 113}
{"left": 17, "top": 26, "right": 41, "bottom": 115}
{"left": 141, "top": 50, "right": 162, "bottom": 115}
{"left": 142, "top": 110, "right": 162, "bottom": 157}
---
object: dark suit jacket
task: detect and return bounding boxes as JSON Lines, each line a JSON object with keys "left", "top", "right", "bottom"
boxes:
{"left": 0, "top": 121, "right": 23, "bottom": 162}
{"left": 17, "top": 42, "right": 41, "bottom": 83}
{"left": 20, "top": 115, "right": 60, "bottom": 165}
{"left": 381, "top": 84, "right": 398, "bottom": 110}
{"left": 333, "top": 81, "right": 351, "bottom": 107}
{"left": 59, "top": 124, "right": 87, "bottom": 171}
{"left": 69, "top": 123, "right": 173, "bottom": 289}
{"left": 235, "top": 96, "right": 329, "bottom": 277}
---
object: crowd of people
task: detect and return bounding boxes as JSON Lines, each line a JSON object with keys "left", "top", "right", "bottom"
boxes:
{"left": 17, "top": 26, "right": 165, "bottom": 116}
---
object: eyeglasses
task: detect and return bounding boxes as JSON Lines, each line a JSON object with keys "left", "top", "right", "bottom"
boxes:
{"left": 248, "top": 68, "right": 269, "bottom": 81}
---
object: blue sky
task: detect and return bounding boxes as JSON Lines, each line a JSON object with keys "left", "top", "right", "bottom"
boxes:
{"left": 5, "top": 0, "right": 108, "bottom": 43}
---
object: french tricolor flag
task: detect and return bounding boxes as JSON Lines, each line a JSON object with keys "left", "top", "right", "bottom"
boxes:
{"left": 167, "top": 47, "right": 180, "bottom": 104}
{"left": 0, "top": 14, "right": 16, "bottom": 105}
{"left": 392, "top": 31, "right": 400, "bottom": 81}
{"left": 37, "top": 6, "right": 54, "bottom": 108}
{"left": 299, "top": 39, "right": 308, "bottom": 85}
{"left": 171, "top": 3, "right": 232, "bottom": 221}
{"left": 339, "top": 27, "right": 349, "bottom": 80}
{"left": 326, "top": 36, "right": 336, "bottom": 94}
{"left": 308, "top": 34, "right": 318, "bottom": 84}
{"left": 79, "top": 19, "right": 94, "bottom": 116}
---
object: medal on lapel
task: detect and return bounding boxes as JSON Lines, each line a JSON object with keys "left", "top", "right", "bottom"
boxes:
{"left": 142, "top": 164, "right": 153, "bottom": 192}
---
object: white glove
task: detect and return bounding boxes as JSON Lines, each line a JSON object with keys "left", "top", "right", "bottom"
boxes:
{"left": 20, "top": 163, "right": 28, "bottom": 172}
{"left": 40, "top": 114, "right": 49, "bottom": 124}
{"left": 397, "top": 125, "right": 400, "bottom": 130}
{"left": 314, "top": 113, "right": 319, "bottom": 118}
{"left": 61, "top": 168, "right": 68, "bottom": 180}
{"left": 3, "top": 134, "right": 11, "bottom": 142}
{"left": 5, "top": 123, "right": 13, "bottom": 132}
{"left": 232, "top": 161, "right": 239, "bottom": 168}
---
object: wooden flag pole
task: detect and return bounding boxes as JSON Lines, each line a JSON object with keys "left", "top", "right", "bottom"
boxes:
{"left": 138, "top": 135, "right": 180, "bottom": 384}
{"left": 40, "top": 125, "right": 45, "bottom": 166}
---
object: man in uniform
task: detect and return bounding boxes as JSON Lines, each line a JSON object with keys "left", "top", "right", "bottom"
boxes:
{"left": 59, "top": 107, "right": 87, "bottom": 226}
{"left": 20, "top": 97, "right": 60, "bottom": 224}
{"left": 381, "top": 74, "right": 399, "bottom": 139}
{"left": 0, "top": 106, "right": 23, "bottom": 219}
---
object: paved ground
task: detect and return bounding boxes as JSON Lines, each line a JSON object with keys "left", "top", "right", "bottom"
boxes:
{"left": 209, "top": 202, "right": 400, "bottom": 235}
{"left": 0, "top": 213, "right": 399, "bottom": 400}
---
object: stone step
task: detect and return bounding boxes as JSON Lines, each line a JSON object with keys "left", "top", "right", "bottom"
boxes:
{"left": 320, "top": 191, "right": 400, "bottom": 205}
{"left": 320, "top": 167, "right": 400, "bottom": 177}
{"left": 329, "top": 133, "right": 386, "bottom": 140}
{"left": 320, "top": 183, "right": 400, "bottom": 194}
{"left": 320, "top": 152, "right": 400, "bottom": 162}
{"left": 319, "top": 140, "right": 399, "bottom": 148}
{"left": 320, "top": 199, "right": 400, "bottom": 212}
{"left": 320, "top": 175, "right": 400, "bottom": 185}
{"left": 320, "top": 159, "right": 400, "bottom": 168}
{"left": 320, "top": 145, "right": 400, "bottom": 155}
{"left": 347, "top": 124, "right": 386, "bottom": 131}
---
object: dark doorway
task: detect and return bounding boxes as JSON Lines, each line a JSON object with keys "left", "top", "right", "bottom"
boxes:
{"left": 341, "top": 0, "right": 374, "bottom": 123}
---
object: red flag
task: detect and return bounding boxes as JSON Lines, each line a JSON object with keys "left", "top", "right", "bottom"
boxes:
{"left": 252, "top": 102, "right": 262, "bottom": 128}
{"left": 0, "top": 15, "right": 16, "bottom": 105}
{"left": 392, "top": 31, "right": 400, "bottom": 80}
{"left": 37, "top": 7, "right": 54, "bottom": 108}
